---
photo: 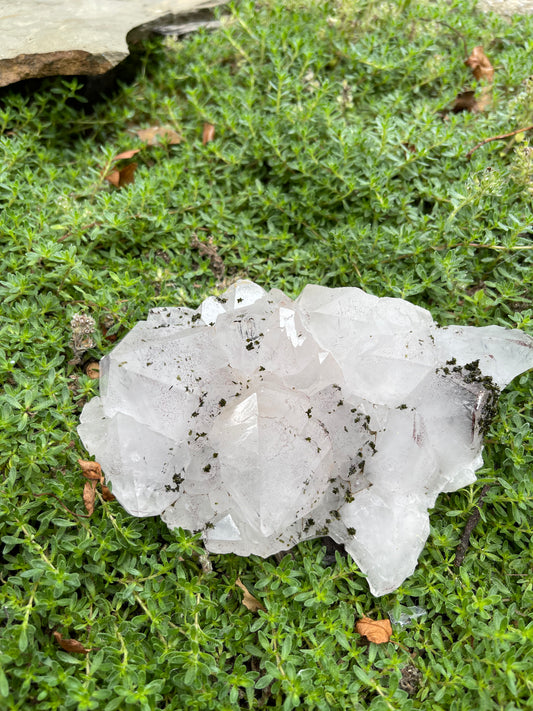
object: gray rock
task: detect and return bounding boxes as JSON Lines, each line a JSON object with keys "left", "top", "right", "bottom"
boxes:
{"left": 477, "top": 0, "right": 533, "bottom": 15}
{"left": 0, "top": 0, "right": 226, "bottom": 88}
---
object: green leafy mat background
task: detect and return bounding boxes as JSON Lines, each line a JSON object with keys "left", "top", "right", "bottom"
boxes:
{"left": 0, "top": 1, "right": 532, "bottom": 708}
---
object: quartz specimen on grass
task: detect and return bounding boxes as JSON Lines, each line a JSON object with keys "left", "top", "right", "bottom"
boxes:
{"left": 78, "top": 281, "right": 533, "bottom": 596}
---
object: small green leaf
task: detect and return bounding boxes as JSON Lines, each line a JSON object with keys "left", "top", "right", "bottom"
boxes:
{"left": 18, "top": 627, "right": 27, "bottom": 653}
{"left": 0, "top": 666, "right": 9, "bottom": 698}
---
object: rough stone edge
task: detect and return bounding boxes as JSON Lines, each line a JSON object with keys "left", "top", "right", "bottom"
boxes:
{"left": 0, "top": 50, "right": 119, "bottom": 88}
{"left": 0, "top": 0, "right": 228, "bottom": 89}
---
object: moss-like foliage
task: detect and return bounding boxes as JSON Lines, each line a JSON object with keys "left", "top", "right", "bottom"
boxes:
{"left": 0, "top": 1, "right": 532, "bottom": 708}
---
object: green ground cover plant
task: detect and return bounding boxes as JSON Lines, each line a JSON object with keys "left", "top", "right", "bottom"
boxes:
{"left": 0, "top": 0, "right": 532, "bottom": 708}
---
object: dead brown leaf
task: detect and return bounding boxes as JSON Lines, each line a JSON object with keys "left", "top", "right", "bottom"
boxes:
{"left": 451, "top": 86, "right": 492, "bottom": 115}
{"left": 465, "top": 46, "right": 494, "bottom": 82}
{"left": 101, "top": 485, "right": 116, "bottom": 502}
{"left": 449, "top": 46, "right": 495, "bottom": 115}
{"left": 451, "top": 90, "right": 478, "bottom": 113}
{"left": 136, "top": 125, "right": 182, "bottom": 146}
{"left": 356, "top": 616, "right": 392, "bottom": 644}
{"left": 53, "top": 631, "right": 91, "bottom": 654}
{"left": 453, "top": 46, "right": 494, "bottom": 113}
{"left": 236, "top": 578, "right": 265, "bottom": 612}
{"left": 202, "top": 123, "right": 215, "bottom": 145}
{"left": 82, "top": 480, "right": 97, "bottom": 515}
{"left": 78, "top": 459, "right": 114, "bottom": 513}
{"left": 104, "top": 149, "right": 140, "bottom": 188}
{"left": 84, "top": 362, "right": 100, "bottom": 379}
{"left": 105, "top": 162, "right": 137, "bottom": 188}
{"left": 78, "top": 459, "right": 103, "bottom": 482}
{"left": 112, "top": 148, "right": 141, "bottom": 162}
{"left": 474, "top": 86, "right": 493, "bottom": 113}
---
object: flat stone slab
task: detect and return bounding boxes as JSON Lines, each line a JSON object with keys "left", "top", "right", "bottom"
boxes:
{"left": 0, "top": 0, "right": 226, "bottom": 88}
{"left": 477, "top": 0, "right": 533, "bottom": 14}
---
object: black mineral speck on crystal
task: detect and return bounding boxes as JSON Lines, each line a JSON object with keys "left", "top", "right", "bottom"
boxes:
{"left": 165, "top": 471, "right": 185, "bottom": 493}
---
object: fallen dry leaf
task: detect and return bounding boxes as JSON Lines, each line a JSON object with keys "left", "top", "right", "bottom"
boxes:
{"left": 112, "top": 148, "right": 141, "bottom": 162}
{"left": 136, "top": 125, "right": 182, "bottom": 146}
{"left": 53, "top": 631, "right": 91, "bottom": 654}
{"left": 356, "top": 616, "right": 392, "bottom": 644}
{"left": 104, "top": 149, "right": 141, "bottom": 188}
{"left": 78, "top": 459, "right": 114, "bottom": 513}
{"left": 83, "top": 480, "right": 97, "bottom": 515}
{"left": 459, "top": 46, "right": 494, "bottom": 113}
{"left": 78, "top": 459, "right": 103, "bottom": 482}
{"left": 101, "top": 484, "right": 116, "bottom": 502}
{"left": 202, "top": 123, "right": 215, "bottom": 145}
{"left": 451, "top": 45, "right": 494, "bottom": 114}
{"left": 449, "top": 46, "right": 495, "bottom": 115}
{"left": 451, "top": 90, "right": 478, "bottom": 113}
{"left": 105, "top": 162, "right": 137, "bottom": 188}
{"left": 85, "top": 362, "right": 100, "bottom": 379}
{"left": 236, "top": 578, "right": 265, "bottom": 612}
{"left": 474, "top": 86, "right": 493, "bottom": 113}
{"left": 465, "top": 46, "right": 494, "bottom": 82}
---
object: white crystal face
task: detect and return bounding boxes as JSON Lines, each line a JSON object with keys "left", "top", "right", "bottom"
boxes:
{"left": 78, "top": 281, "right": 533, "bottom": 596}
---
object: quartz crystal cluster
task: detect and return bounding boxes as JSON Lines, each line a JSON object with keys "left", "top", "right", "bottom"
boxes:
{"left": 78, "top": 281, "right": 533, "bottom": 596}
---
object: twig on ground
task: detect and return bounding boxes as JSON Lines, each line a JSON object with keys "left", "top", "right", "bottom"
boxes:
{"left": 466, "top": 125, "right": 533, "bottom": 159}
{"left": 454, "top": 484, "right": 492, "bottom": 567}
{"left": 34, "top": 492, "right": 93, "bottom": 519}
